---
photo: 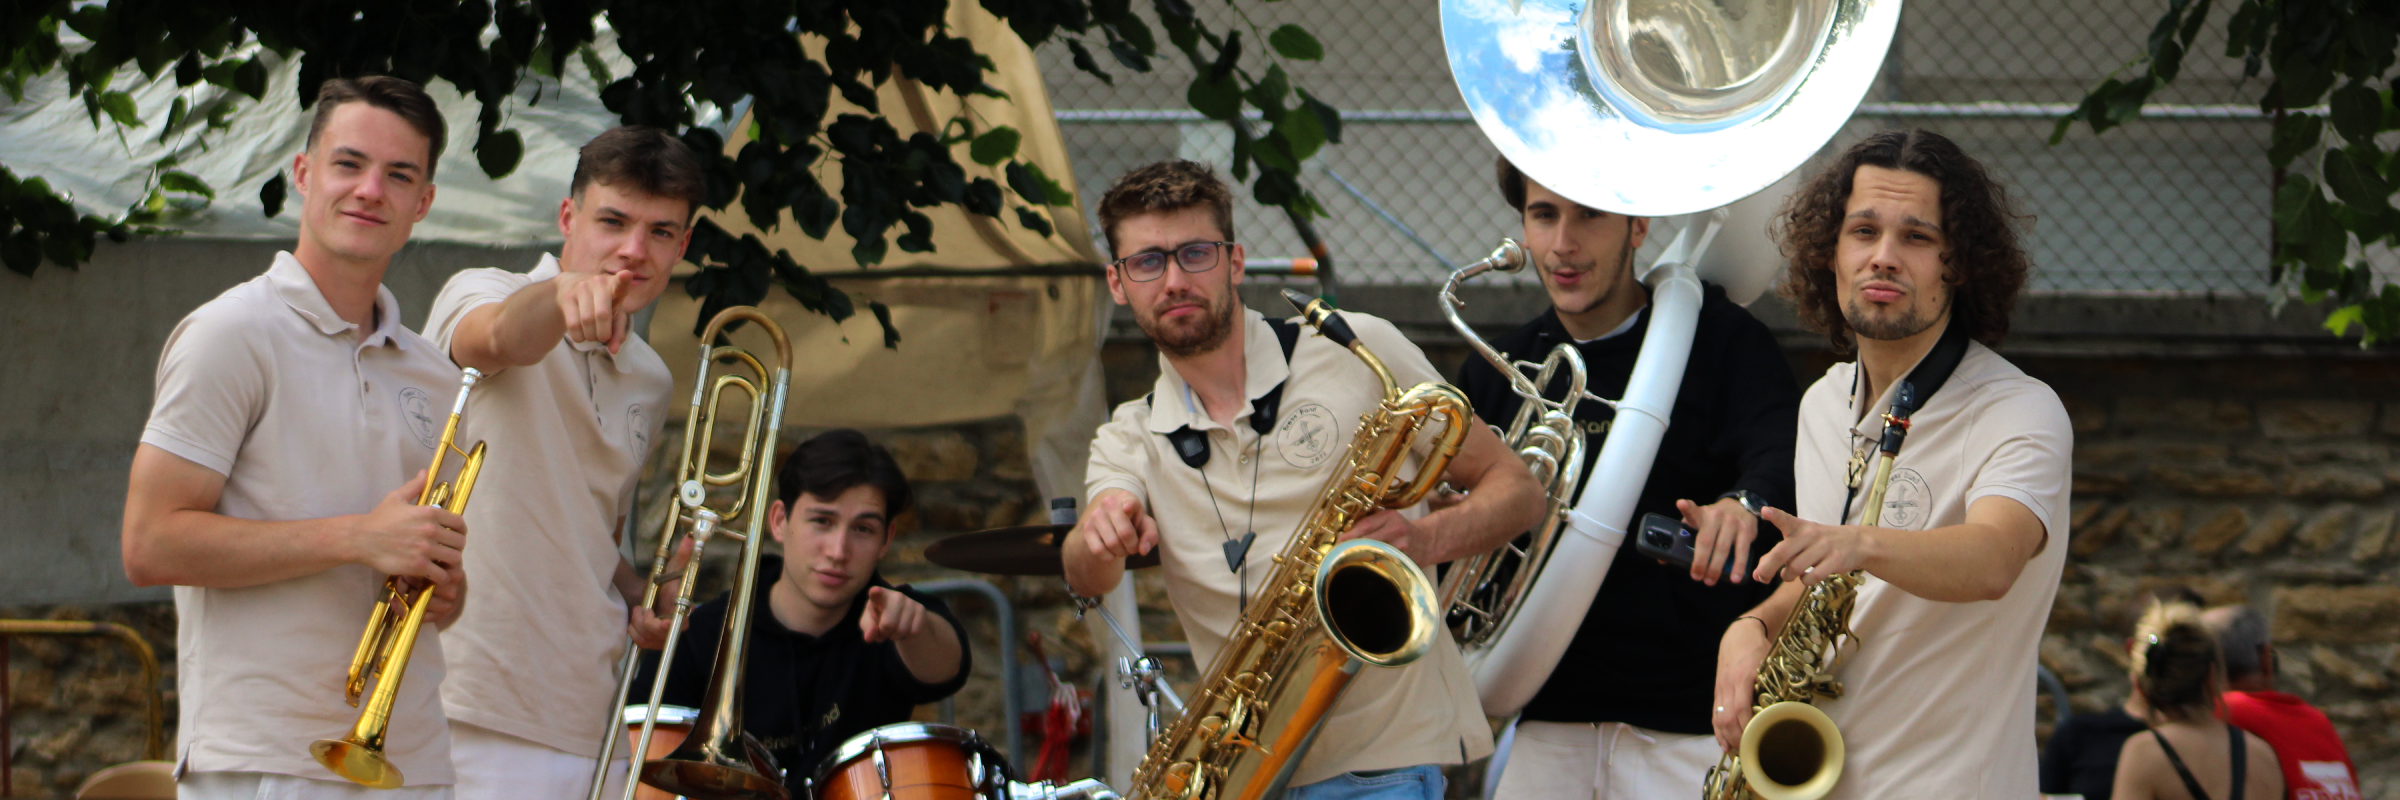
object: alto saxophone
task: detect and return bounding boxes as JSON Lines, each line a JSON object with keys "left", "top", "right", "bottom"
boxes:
{"left": 1703, "top": 392, "right": 1923, "bottom": 800}
{"left": 1124, "top": 289, "right": 1466, "bottom": 800}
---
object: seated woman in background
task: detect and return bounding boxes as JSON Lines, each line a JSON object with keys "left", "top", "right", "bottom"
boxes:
{"left": 2111, "top": 601, "right": 2283, "bottom": 800}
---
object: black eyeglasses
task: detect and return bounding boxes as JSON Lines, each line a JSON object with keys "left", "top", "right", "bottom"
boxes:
{"left": 1111, "top": 241, "right": 1234, "bottom": 282}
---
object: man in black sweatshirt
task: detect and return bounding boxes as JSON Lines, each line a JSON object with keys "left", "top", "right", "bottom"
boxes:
{"left": 1457, "top": 156, "right": 1799, "bottom": 799}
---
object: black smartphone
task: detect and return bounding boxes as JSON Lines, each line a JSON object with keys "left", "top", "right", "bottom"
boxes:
{"left": 1632, "top": 512, "right": 1749, "bottom": 581}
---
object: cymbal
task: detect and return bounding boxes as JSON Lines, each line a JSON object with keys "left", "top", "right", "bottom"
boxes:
{"left": 923, "top": 524, "right": 1161, "bottom": 576}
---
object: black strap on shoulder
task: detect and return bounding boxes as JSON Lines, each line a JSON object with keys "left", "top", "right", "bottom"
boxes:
{"left": 1838, "top": 321, "right": 1972, "bottom": 525}
{"left": 2151, "top": 729, "right": 2214, "bottom": 800}
{"left": 2227, "top": 722, "right": 2247, "bottom": 800}
{"left": 1160, "top": 317, "right": 1303, "bottom": 469}
{"left": 1251, "top": 316, "right": 1301, "bottom": 435}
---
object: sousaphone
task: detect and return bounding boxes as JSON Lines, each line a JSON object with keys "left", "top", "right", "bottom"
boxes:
{"left": 1439, "top": 0, "right": 1898, "bottom": 792}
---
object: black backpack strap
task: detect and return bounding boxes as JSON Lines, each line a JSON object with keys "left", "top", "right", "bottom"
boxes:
{"left": 1160, "top": 316, "right": 1304, "bottom": 469}
{"left": 1250, "top": 317, "right": 1302, "bottom": 435}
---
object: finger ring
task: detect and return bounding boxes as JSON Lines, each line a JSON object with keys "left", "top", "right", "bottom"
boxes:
{"left": 1715, "top": 706, "right": 1725, "bottom": 713}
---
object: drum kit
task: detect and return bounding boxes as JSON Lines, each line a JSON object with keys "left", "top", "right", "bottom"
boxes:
{"left": 616, "top": 511, "right": 1155, "bottom": 800}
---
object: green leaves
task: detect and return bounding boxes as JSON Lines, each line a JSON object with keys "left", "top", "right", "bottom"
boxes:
{"left": 259, "top": 173, "right": 286, "bottom": 218}
{"left": 2323, "top": 147, "right": 2392, "bottom": 211}
{"left": 970, "top": 126, "right": 1022, "bottom": 167}
{"left": 1187, "top": 72, "right": 1242, "bottom": 121}
{"left": 1005, "top": 161, "right": 1072, "bottom": 207}
{"left": 159, "top": 171, "right": 213, "bottom": 200}
{"left": 2268, "top": 113, "right": 2323, "bottom": 170}
{"left": 2328, "top": 83, "right": 2387, "bottom": 146}
{"left": 97, "top": 90, "right": 141, "bottom": 127}
{"left": 1267, "top": 25, "right": 1323, "bottom": 61}
{"left": 477, "top": 127, "right": 524, "bottom": 179}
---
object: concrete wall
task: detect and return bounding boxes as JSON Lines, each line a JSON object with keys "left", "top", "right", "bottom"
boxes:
{"left": 0, "top": 240, "right": 553, "bottom": 607}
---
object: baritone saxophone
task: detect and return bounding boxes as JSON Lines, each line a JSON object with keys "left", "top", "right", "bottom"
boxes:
{"left": 1121, "top": 289, "right": 1466, "bottom": 800}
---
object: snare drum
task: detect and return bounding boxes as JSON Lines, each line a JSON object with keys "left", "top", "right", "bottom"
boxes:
{"left": 809, "top": 723, "right": 1005, "bottom": 800}
{"left": 622, "top": 704, "right": 700, "bottom": 800}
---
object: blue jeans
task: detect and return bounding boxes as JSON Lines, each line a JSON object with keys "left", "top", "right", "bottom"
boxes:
{"left": 1284, "top": 764, "right": 1446, "bottom": 800}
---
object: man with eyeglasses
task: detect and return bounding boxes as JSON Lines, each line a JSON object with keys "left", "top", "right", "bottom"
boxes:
{"left": 1064, "top": 159, "right": 1543, "bottom": 800}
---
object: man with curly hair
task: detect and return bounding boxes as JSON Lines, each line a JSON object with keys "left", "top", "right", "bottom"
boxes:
{"left": 1709, "top": 129, "right": 2072, "bottom": 799}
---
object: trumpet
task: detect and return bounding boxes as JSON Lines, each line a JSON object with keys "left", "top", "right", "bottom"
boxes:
{"left": 587, "top": 307, "right": 793, "bottom": 800}
{"left": 313, "top": 367, "right": 489, "bottom": 789}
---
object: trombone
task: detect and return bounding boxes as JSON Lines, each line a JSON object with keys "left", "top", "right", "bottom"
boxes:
{"left": 588, "top": 307, "right": 793, "bottom": 800}
{"left": 313, "top": 367, "right": 489, "bottom": 789}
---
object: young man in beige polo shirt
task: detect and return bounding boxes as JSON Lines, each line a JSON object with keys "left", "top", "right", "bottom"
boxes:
{"left": 1064, "top": 160, "right": 1544, "bottom": 800}
{"left": 122, "top": 76, "right": 468, "bottom": 800}
{"left": 419, "top": 126, "right": 695, "bottom": 800}
{"left": 1709, "top": 129, "right": 2072, "bottom": 799}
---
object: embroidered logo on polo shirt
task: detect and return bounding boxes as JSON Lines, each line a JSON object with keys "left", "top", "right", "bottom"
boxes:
{"left": 398, "top": 387, "right": 440, "bottom": 449}
{"left": 1275, "top": 403, "right": 1338, "bottom": 469}
{"left": 1882, "top": 467, "right": 1931, "bottom": 529}
{"left": 629, "top": 404, "right": 650, "bottom": 453}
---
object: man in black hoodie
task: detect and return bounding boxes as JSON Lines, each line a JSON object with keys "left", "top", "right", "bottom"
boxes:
{"left": 1457, "top": 157, "right": 1799, "bottom": 799}
{"left": 633, "top": 429, "right": 968, "bottom": 795}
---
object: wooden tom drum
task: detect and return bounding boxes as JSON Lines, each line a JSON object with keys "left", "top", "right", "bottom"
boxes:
{"left": 621, "top": 704, "right": 700, "bottom": 800}
{"left": 809, "top": 723, "right": 1004, "bottom": 800}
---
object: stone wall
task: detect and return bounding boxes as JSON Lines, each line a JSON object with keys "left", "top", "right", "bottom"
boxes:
{"left": 1, "top": 604, "right": 175, "bottom": 797}
{"left": 2012, "top": 352, "right": 2400, "bottom": 796}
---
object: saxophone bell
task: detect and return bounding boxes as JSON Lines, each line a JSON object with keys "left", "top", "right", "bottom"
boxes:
{"left": 1735, "top": 701, "right": 1845, "bottom": 800}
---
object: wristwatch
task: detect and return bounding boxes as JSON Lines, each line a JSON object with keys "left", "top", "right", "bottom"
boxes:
{"left": 1718, "top": 489, "right": 1763, "bottom": 517}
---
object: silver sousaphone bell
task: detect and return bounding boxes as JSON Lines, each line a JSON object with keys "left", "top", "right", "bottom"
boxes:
{"left": 1439, "top": 0, "right": 1898, "bottom": 798}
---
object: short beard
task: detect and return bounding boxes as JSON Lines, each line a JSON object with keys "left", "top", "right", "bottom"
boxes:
{"left": 1552, "top": 224, "right": 1639, "bottom": 316}
{"left": 1142, "top": 290, "right": 1237, "bottom": 358}
{"left": 1842, "top": 297, "right": 1944, "bottom": 341}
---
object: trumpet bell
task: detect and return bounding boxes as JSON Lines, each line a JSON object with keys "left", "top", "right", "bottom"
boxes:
{"left": 310, "top": 737, "right": 402, "bottom": 790}
{"left": 1738, "top": 700, "right": 1845, "bottom": 800}
{"left": 1442, "top": 0, "right": 1899, "bottom": 216}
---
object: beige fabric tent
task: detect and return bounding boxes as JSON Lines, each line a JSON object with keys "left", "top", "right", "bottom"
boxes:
{"left": 647, "top": 2, "right": 1110, "bottom": 501}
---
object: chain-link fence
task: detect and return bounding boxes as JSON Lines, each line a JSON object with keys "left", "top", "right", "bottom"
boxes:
{"left": 1036, "top": 0, "right": 2278, "bottom": 295}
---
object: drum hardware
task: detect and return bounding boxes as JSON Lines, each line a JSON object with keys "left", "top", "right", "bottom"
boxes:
{"left": 1072, "top": 593, "right": 1186, "bottom": 748}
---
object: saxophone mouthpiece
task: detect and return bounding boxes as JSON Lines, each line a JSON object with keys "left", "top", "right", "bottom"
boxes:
{"left": 1282, "top": 288, "right": 1359, "bottom": 348}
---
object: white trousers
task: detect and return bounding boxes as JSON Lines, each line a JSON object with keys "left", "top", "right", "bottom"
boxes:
{"left": 178, "top": 771, "right": 454, "bottom": 800}
{"left": 449, "top": 720, "right": 628, "bottom": 800}
{"left": 1492, "top": 720, "right": 1722, "bottom": 800}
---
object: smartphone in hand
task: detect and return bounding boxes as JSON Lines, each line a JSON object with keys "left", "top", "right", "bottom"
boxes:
{"left": 1631, "top": 512, "right": 1751, "bottom": 581}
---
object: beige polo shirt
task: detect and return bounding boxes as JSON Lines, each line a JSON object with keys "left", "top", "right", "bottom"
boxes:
{"left": 423, "top": 254, "right": 673, "bottom": 757}
{"left": 1793, "top": 340, "right": 2072, "bottom": 800}
{"left": 140, "top": 252, "right": 462, "bottom": 784}
{"left": 1086, "top": 307, "right": 1493, "bottom": 787}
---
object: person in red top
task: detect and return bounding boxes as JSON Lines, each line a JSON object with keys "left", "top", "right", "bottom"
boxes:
{"left": 2204, "top": 605, "right": 2362, "bottom": 800}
